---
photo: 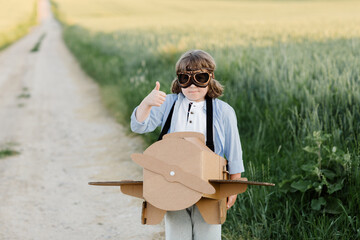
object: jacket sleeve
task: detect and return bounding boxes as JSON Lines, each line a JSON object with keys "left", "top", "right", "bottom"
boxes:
{"left": 130, "top": 95, "right": 173, "bottom": 134}
{"left": 223, "top": 106, "right": 245, "bottom": 174}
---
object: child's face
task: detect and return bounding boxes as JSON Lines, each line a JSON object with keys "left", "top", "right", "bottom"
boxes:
{"left": 181, "top": 84, "right": 208, "bottom": 102}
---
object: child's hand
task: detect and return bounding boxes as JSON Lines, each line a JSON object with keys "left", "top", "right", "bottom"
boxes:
{"left": 135, "top": 81, "right": 166, "bottom": 122}
{"left": 227, "top": 173, "right": 243, "bottom": 209}
{"left": 227, "top": 194, "right": 237, "bottom": 209}
{"left": 142, "top": 81, "right": 167, "bottom": 107}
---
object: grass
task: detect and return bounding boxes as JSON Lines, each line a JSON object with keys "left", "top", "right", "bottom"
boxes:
{"left": 0, "top": 143, "right": 20, "bottom": 159}
{"left": 52, "top": 0, "right": 360, "bottom": 238}
{"left": 0, "top": 149, "right": 20, "bottom": 159}
{"left": 0, "top": 0, "right": 38, "bottom": 50}
{"left": 30, "top": 33, "right": 46, "bottom": 52}
{"left": 17, "top": 87, "right": 31, "bottom": 99}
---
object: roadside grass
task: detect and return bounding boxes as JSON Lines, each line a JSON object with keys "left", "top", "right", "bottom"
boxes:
{"left": 0, "top": 0, "right": 38, "bottom": 50}
{"left": 30, "top": 33, "right": 46, "bottom": 52}
{"left": 17, "top": 93, "right": 31, "bottom": 99}
{"left": 17, "top": 87, "right": 31, "bottom": 99}
{"left": 53, "top": 0, "right": 360, "bottom": 238}
{"left": 0, "top": 143, "right": 20, "bottom": 159}
{"left": 0, "top": 149, "right": 20, "bottom": 159}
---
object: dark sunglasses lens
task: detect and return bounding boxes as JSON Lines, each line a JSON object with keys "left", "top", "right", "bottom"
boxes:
{"left": 178, "top": 74, "right": 189, "bottom": 84}
{"left": 195, "top": 73, "right": 210, "bottom": 83}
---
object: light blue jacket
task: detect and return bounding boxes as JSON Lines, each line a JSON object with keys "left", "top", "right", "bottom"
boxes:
{"left": 130, "top": 93, "right": 244, "bottom": 174}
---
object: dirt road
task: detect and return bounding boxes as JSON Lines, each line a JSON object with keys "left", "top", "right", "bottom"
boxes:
{"left": 0, "top": 0, "right": 164, "bottom": 239}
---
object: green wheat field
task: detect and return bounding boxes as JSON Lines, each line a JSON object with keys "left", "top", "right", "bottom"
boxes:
{"left": 52, "top": 0, "right": 359, "bottom": 239}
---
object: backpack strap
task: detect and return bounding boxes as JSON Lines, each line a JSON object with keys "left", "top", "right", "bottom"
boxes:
{"left": 157, "top": 101, "right": 176, "bottom": 141}
{"left": 205, "top": 96, "right": 215, "bottom": 152}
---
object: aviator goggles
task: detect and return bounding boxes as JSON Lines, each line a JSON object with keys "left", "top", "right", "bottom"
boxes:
{"left": 177, "top": 69, "right": 213, "bottom": 88}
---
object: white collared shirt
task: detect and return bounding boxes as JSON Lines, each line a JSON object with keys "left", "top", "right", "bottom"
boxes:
{"left": 131, "top": 93, "right": 245, "bottom": 174}
{"left": 173, "top": 97, "right": 207, "bottom": 138}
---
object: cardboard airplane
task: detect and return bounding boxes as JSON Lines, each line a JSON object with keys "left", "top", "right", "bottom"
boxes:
{"left": 89, "top": 132, "right": 274, "bottom": 225}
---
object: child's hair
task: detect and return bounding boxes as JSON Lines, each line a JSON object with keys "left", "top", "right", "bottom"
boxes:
{"left": 171, "top": 49, "right": 224, "bottom": 98}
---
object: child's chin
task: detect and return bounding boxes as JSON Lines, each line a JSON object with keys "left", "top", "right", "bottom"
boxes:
{"left": 189, "top": 97, "right": 205, "bottom": 102}
{"left": 187, "top": 94, "right": 198, "bottom": 99}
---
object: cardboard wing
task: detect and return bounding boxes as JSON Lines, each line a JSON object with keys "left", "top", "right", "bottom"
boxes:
{"left": 89, "top": 132, "right": 275, "bottom": 225}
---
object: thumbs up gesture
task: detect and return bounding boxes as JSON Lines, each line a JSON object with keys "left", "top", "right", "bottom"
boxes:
{"left": 142, "top": 81, "right": 167, "bottom": 107}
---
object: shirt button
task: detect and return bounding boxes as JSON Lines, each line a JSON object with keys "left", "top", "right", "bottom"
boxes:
{"left": 190, "top": 112, "right": 194, "bottom": 114}
{"left": 189, "top": 121, "right": 192, "bottom": 123}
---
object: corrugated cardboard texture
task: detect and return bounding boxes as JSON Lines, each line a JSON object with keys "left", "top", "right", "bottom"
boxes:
{"left": 134, "top": 132, "right": 227, "bottom": 211}
{"left": 196, "top": 198, "right": 227, "bottom": 224}
{"left": 120, "top": 183, "right": 143, "bottom": 199}
{"left": 141, "top": 201, "right": 166, "bottom": 225}
{"left": 89, "top": 132, "right": 275, "bottom": 225}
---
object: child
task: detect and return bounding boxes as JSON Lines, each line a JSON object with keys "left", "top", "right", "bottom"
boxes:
{"left": 130, "top": 49, "right": 244, "bottom": 240}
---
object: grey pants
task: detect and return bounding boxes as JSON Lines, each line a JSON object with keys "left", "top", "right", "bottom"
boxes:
{"left": 165, "top": 205, "right": 221, "bottom": 240}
